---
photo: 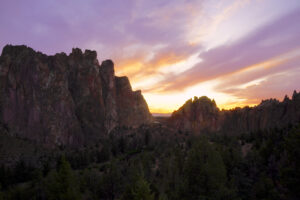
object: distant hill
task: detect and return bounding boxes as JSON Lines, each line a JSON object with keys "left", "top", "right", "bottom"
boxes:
{"left": 152, "top": 113, "right": 171, "bottom": 117}
{"left": 169, "top": 92, "right": 300, "bottom": 135}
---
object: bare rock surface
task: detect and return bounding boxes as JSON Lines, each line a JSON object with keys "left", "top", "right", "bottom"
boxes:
{"left": 0, "top": 45, "right": 152, "bottom": 147}
{"left": 169, "top": 92, "right": 300, "bottom": 135}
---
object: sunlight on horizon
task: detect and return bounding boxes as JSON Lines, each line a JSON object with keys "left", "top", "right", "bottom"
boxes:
{"left": 138, "top": 48, "right": 300, "bottom": 114}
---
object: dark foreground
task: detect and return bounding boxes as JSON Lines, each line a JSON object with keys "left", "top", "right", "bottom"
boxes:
{"left": 0, "top": 122, "right": 299, "bottom": 200}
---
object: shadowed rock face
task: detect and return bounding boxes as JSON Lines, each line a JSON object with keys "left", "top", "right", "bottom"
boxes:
{"left": 169, "top": 96, "right": 220, "bottom": 134}
{"left": 169, "top": 92, "right": 300, "bottom": 135}
{"left": 0, "top": 45, "right": 152, "bottom": 147}
{"left": 115, "top": 77, "right": 153, "bottom": 127}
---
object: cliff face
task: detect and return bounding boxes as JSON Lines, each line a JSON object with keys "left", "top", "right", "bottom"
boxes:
{"left": 170, "top": 96, "right": 220, "bottom": 133}
{"left": 169, "top": 92, "right": 300, "bottom": 135}
{"left": 220, "top": 93, "right": 300, "bottom": 134}
{"left": 0, "top": 45, "right": 152, "bottom": 147}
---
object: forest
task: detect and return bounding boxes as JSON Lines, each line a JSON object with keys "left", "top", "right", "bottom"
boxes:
{"left": 0, "top": 123, "right": 299, "bottom": 200}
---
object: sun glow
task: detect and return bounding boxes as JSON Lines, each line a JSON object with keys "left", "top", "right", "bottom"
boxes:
{"left": 139, "top": 48, "right": 300, "bottom": 114}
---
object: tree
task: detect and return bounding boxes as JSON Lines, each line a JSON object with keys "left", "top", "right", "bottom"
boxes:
{"left": 45, "top": 156, "right": 81, "bottom": 200}
{"left": 182, "top": 138, "right": 227, "bottom": 200}
{"left": 280, "top": 126, "right": 300, "bottom": 199}
{"left": 98, "top": 160, "right": 123, "bottom": 200}
{"left": 122, "top": 175, "right": 154, "bottom": 200}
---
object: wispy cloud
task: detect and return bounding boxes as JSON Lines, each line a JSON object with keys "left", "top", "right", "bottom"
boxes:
{"left": 1, "top": 0, "right": 300, "bottom": 113}
{"left": 145, "top": 8, "right": 300, "bottom": 94}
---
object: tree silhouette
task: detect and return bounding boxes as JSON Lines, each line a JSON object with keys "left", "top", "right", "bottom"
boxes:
{"left": 46, "top": 156, "right": 81, "bottom": 200}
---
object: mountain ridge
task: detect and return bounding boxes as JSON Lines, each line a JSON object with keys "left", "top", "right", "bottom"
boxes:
{"left": 1, "top": 44, "right": 299, "bottom": 147}
{"left": 0, "top": 45, "right": 152, "bottom": 147}
{"left": 169, "top": 91, "right": 300, "bottom": 134}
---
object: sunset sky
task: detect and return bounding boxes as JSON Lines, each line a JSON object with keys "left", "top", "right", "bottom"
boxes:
{"left": 1, "top": 0, "right": 300, "bottom": 114}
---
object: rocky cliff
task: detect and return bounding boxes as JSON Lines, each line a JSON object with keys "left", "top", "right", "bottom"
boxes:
{"left": 0, "top": 45, "right": 152, "bottom": 147}
{"left": 169, "top": 91, "right": 300, "bottom": 135}
{"left": 169, "top": 96, "right": 220, "bottom": 134}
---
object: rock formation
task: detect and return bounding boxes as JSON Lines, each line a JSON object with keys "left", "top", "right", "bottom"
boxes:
{"left": 169, "top": 92, "right": 300, "bottom": 135}
{"left": 0, "top": 45, "right": 152, "bottom": 147}
{"left": 169, "top": 96, "right": 220, "bottom": 134}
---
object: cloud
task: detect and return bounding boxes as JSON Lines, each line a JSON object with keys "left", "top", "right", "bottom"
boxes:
{"left": 0, "top": 0, "right": 252, "bottom": 86}
{"left": 214, "top": 50, "right": 300, "bottom": 92}
{"left": 225, "top": 67, "right": 300, "bottom": 102}
{"left": 0, "top": 0, "right": 205, "bottom": 76}
{"left": 145, "top": 8, "right": 300, "bottom": 94}
{"left": 118, "top": 42, "right": 202, "bottom": 83}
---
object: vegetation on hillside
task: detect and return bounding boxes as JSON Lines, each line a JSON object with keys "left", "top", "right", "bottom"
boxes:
{"left": 0, "top": 123, "right": 299, "bottom": 200}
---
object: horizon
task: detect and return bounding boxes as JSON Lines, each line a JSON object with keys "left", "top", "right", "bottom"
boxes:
{"left": 1, "top": 0, "right": 300, "bottom": 113}
{"left": 152, "top": 90, "right": 298, "bottom": 115}
{"left": 2, "top": 44, "right": 297, "bottom": 115}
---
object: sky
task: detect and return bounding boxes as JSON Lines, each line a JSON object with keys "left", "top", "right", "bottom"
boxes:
{"left": 1, "top": 0, "right": 300, "bottom": 114}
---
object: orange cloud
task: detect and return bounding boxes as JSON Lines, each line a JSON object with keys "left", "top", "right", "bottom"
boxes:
{"left": 215, "top": 49, "right": 300, "bottom": 91}
{"left": 114, "top": 43, "right": 200, "bottom": 88}
{"left": 116, "top": 59, "right": 144, "bottom": 77}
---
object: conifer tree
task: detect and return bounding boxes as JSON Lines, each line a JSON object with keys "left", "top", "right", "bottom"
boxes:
{"left": 183, "top": 138, "right": 227, "bottom": 200}
{"left": 46, "top": 156, "right": 81, "bottom": 200}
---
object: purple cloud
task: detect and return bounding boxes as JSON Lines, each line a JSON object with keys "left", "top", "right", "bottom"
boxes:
{"left": 0, "top": 0, "right": 203, "bottom": 61}
{"left": 147, "top": 8, "right": 300, "bottom": 93}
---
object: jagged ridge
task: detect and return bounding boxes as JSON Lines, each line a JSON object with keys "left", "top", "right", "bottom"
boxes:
{"left": 169, "top": 92, "right": 300, "bottom": 134}
{"left": 0, "top": 45, "right": 152, "bottom": 147}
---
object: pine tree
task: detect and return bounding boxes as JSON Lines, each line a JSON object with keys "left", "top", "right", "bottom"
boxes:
{"left": 123, "top": 175, "right": 154, "bottom": 200}
{"left": 280, "top": 126, "right": 300, "bottom": 199}
{"left": 183, "top": 138, "right": 227, "bottom": 200}
{"left": 46, "top": 156, "right": 81, "bottom": 200}
{"left": 99, "top": 159, "right": 123, "bottom": 200}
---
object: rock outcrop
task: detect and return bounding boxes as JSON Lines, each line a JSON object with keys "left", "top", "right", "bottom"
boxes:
{"left": 169, "top": 92, "right": 300, "bottom": 135}
{"left": 169, "top": 96, "right": 220, "bottom": 133}
{"left": 220, "top": 92, "right": 300, "bottom": 134}
{"left": 0, "top": 45, "right": 152, "bottom": 147}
